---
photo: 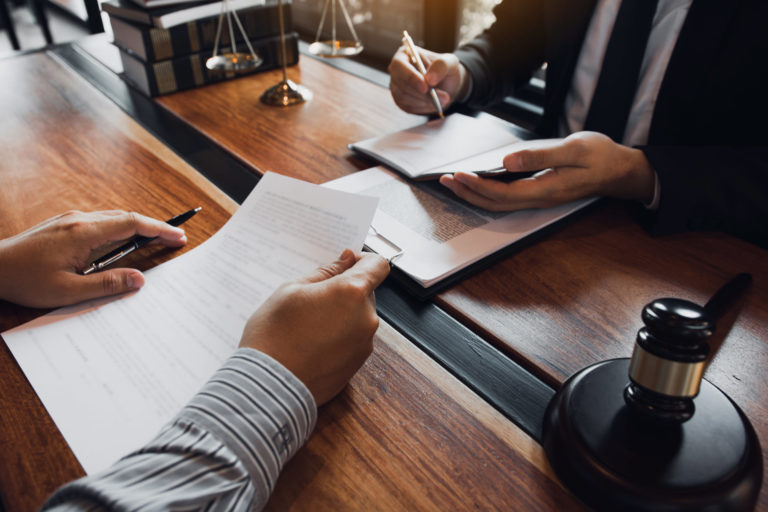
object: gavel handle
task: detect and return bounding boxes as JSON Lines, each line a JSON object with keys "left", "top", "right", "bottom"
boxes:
{"left": 704, "top": 273, "right": 752, "bottom": 321}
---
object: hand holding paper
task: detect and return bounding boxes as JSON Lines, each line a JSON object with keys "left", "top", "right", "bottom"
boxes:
{"left": 241, "top": 250, "right": 389, "bottom": 405}
{"left": 3, "top": 173, "right": 380, "bottom": 473}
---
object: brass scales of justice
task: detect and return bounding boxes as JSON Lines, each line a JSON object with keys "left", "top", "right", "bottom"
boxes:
{"left": 204, "top": 0, "right": 312, "bottom": 105}
{"left": 205, "top": 0, "right": 364, "bottom": 106}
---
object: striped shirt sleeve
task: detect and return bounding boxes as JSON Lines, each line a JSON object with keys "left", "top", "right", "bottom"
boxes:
{"left": 42, "top": 348, "right": 317, "bottom": 512}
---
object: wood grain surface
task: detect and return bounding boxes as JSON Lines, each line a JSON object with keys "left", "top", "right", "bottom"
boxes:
{"left": 149, "top": 53, "right": 768, "bottom": 509}
{"left": 0, "top": 52, "right": 238, "bottom": 511}
{"left": 266, "top": 321, "right": 584, "bottom": 511}
{"left": 0, "top": 52, "right": 587, "bottom": 511}
{"left": 155, "top": 56, "right": 423, "bottom": 183}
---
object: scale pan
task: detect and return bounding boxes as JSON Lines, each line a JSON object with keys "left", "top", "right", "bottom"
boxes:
{"left": 205, "top": 53, "right": 262, "bottom": 72}
{"left": 308, "top": 40, "right": 363, "bottom": 58}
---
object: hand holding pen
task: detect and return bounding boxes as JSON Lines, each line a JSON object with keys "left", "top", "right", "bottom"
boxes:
{"left": 82, "top": 207, "right": 200, "bottom": 275}
{"left": 0, "top": 210, "right": 195, "bottom": 308}
{"left": 389, "top": 33, "right": 470, "bottom": 116}
{"left": 400, "top": 31, "right": 444, "bottom": 118}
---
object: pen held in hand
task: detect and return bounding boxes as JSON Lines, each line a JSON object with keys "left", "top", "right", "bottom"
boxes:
{"left": 401, "top": 30, "right": 444, "bottom": 118}
{"left": 81, "top": 207, "right": 202, "bottom": 275}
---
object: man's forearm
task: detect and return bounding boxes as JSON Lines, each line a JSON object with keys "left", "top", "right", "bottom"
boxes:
{"left": 43, "top": 348, "right": 318, "bottom": 511}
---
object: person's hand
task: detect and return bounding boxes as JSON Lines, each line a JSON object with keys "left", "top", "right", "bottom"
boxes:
{"left": 388, "top": 45, "right": 469, "bottom": 115}
{"left": 0, "top": 210, "right": 187, "bottom": 308}
{"left": 439, "top": 132, "right": 656, "bottom": 211}
{"left": 239, "top": 250, "right": 390, "bottom": 406}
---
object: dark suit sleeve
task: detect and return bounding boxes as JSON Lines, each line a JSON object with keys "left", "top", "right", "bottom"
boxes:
{"left": 640, "top": 145, "right": 768, "bottom": 248}
{"left": 454, "top": 0, "right": 548, "bottom": 108}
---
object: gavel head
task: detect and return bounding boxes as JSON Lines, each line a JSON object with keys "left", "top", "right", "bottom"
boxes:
{"left": 624, "top": 298, "right": 714, "bottom": 423}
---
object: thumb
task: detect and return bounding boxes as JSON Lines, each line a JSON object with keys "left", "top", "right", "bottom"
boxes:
{"left": 299, "top": 249, "right": 357, "bottom": 284}
{"left": 63, "top": 269, "right": 145, "bottom": 303}
{"left": 425, "top": 57, "right": 450, "bottom": 87}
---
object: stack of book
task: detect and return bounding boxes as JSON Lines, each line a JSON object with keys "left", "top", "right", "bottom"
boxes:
{"left": 103, "top": 0, "right": 298, "bottom": 96}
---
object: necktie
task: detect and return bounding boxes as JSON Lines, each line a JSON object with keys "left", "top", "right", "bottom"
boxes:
{"left": 583, "top": 0, "right": 660, "bottom": 142}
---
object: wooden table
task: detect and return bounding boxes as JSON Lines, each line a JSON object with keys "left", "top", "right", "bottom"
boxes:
{"left": 0, "top": 39, "right": 765, "bottom": 511}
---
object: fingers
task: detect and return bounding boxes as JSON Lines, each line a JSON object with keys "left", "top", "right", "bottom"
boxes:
{"left": 85, "top": 211, "right": 187, "bottom": 249}
{"left": 390, "top": 81, "right": 437, "bottom": 114}
{"left": 502, "top": 138, "right": 586, "bottom": 173}
{"left": 389, "top": 47, "right": 428, "bottom": 94}
{"left": 300, "top": 249, "right": 357, "bottom": 284}
{"left": 437, "top": 136, "right": 608, "bottom": 211}
{"left": 389, "top": 46, "right": 451, "bottom": 115}
{"left": 60, "top": 268, "right": 145, "bottom": 304}
{"left": 301, "top": 250, "right": 390, "bottom": 291}
{"left": 440, "top": 173, "right": 523, "bottom": 211}
{"left": 424, "top": 56, "right": 450, "bottom": 87}
{"left": 440, "top": 170, "right": 576, "bottom": 211}
{"left": 389, "top": 67, "right": 437, "bottom": 114}
{"left": 341, "top": 252, "right": 390, "bottom": 293}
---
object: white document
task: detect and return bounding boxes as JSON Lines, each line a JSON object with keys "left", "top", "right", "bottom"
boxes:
{"left": 326, "top": 167, "right": 595, "bottom": 289}
{"left": 2, "top": 172, "right": 377, "bottom": 474}
{"left": 348, "top": 113, "right": 521, "bottom": 179}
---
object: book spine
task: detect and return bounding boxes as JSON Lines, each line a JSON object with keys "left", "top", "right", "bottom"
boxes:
{"left": 132, "top": 32, "right": 299, "bottom": 96}
{"left": 142, "top": 4, "right": 291, "bottom": 61}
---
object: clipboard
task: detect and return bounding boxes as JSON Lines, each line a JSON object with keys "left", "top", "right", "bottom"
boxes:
{"left": 365, "top": 200, "right": 597, "bottom": 300}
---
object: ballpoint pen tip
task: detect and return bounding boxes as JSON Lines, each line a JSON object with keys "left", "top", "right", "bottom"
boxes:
{"left": 194, "top": 207, "right": 202, "bottom": 212}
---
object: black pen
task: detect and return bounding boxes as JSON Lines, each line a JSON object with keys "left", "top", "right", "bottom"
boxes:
{"left": 81, "top": 207, "right": 202, "bottom": 275}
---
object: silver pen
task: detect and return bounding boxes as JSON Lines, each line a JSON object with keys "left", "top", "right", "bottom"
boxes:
{"left": 401, "top": 30, "right": 444, "bottom": 118}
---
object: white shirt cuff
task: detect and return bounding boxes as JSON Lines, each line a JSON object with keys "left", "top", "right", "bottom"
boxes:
{"left": 643, "top": 170, "right": 661, "bottom": 210}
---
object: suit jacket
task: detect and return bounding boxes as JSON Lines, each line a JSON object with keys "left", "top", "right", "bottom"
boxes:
{"left": 455, "top": 0, "right": 768, "bottom": 247}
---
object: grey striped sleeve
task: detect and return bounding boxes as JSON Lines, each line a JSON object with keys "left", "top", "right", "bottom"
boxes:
{"left": 42, "top": 348, "right": 318, "bottom": 512}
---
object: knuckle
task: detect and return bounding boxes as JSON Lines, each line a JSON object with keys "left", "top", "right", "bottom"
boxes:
{"left": 405, "top": 73, "right": 425, "bottom": 93}
{"left": 340, "top": 279, "right": 369, "bottom": 302}
{"left": 374, "top": 255, "right": 390, "bottom": 275}
{"left": 429, "top": 58, "right": 445, "bottom": 74}
{"left": 278, "top": 282, "right": 302, "bottom": 300}
{"left": 565, "top": 136, "right": 588, "bottom": 158}
{"left": 101, "top": 273, "right": 124, "bottom": 296}
{"left": 125, "top": 211, "right": 140, "bottom": 228}
{"left": 366, "top": 315, "right": 380, "bottom": 339}
{"left": 60, "top": 211, "right": 90, "bottom": 233}
{"left": 314, "top": 264, "right": 337, "bottom": 280}
{"left": 515, "top": 149, "right": 535, "bottom": 170}
{"left": 387, "top": 57, "right": 401, "bottom": 75}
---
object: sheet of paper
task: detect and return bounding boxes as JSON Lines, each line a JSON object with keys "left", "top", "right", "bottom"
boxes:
{"left": 326, "top": 167, "right": 595, "bottom": 288}
{"left": 349, "top": 113, "right": 520, "bottom": 178}
{"left": 2, "top": 172, "right": 377, "bottom": 474}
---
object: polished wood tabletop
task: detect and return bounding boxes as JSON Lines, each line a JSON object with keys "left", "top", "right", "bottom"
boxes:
{"left": 0, "top": 50, "right": 582, "bottom": 511}
{"left": 0, "top": 39, "right": 766, "bottom": 511}
{"left": 152, "top": 46, "right": 768, "bottom": 509}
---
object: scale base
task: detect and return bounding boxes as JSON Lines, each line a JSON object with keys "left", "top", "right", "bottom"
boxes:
{"left": 543, "top": 359, "right": 762, "bottom": 511}
{"left": 260, "top": 79, "right": 312, "bottom": 106}
{"left": 308, "top": 40, "right": 363, "bottom": 58}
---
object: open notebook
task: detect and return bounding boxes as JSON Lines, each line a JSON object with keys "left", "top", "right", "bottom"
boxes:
{"left": 349, "top": 113, "right": 526, "bottom": 180}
